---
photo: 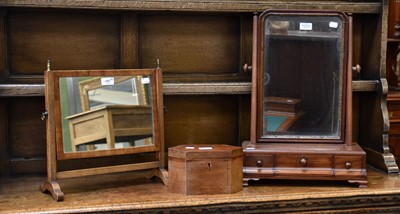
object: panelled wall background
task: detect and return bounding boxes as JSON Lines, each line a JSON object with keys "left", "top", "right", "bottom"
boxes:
{"left": 0, "top": 0, "right": 397, "bottom": 177}
{"left": 0, "top": 9, "right": 252, "bottom": 176}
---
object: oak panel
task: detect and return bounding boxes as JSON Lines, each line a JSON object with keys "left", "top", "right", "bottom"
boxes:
{"left": 8, "top": 97, "right": 46, "bottom": 158}
{"left": 164, "top": 95, "right": 240, "bottom": 148}
{"left": 139, "top": 14, "right": 240, "bottom": 74}
{"left": 7, "top": 10, "right": 120, "bottom": 77}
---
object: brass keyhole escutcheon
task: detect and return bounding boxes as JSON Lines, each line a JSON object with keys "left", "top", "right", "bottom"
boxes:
{"left": 299, "top": 157, "right": 308, "bottom": 167}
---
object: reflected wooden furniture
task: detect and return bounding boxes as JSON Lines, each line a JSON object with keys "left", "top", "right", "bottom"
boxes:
{"left": 66, "top": 105, "right": 152, "bottom": 151}
{"left": 79, "top": 76, "right": 148, "bottom": 111}
{"left": 168, "top": 144, "right": 242, "bottom": 195}
{"left": 264, "top": 96, "right": 301, "bottom": 132}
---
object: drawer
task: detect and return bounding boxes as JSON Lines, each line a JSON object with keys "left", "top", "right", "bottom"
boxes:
{"left": 275, "top": 155, "right": 332, "bottom": 168}
{"left": 389, "top": 122, "right": 400, "bottom": 134}
{"left": 334, "top": 156, "right": 362, "bottom": 169}
{"left": 388, "top": 102, "right": 400, "bottom": 118}
{"left": 244, "top": 154, "right": 273, "bottom": 168}
{"left": 388, "top": 134, "right": 400, "bottom": 156}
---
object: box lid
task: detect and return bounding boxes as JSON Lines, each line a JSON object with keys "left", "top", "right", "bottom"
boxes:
{"left": 168, "top": 144, "right": 242, "bottom": 160}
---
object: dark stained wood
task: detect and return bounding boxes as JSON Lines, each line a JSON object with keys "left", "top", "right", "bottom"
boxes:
{"left": 8, "top": 97, "right": 46, "bottom": 158}
{"left": 0, "top": 99, "right": 8, "bottom": 176}
{"left": 121, "top": 13, "right": 138, "bottom": 69}
{"left": 250, "top": 14, "right": 258, "bottom": 144}
{"left": 387, "top": 90, "right": 400, "bottom": 168}
{"left": 0, "top": 9, "right": 6, "bottom": 82}
{"left": 163, "top": 95, "right": 240, "bottom": 149}
{"left": 6, "top": 97, "right": 46, "bottom": 175}
{"left": 168, "top": 144, "right": 242, "bottom": 195}
{"left": 243, "top": 10, "right": 368, "bottom": 185}
{"left": 0, "top": 1, "right": 393, "bottom": 208}
{"left": 388, "top": 0, "right": 400, "bottom": 39}
{"left": 6, "top": 97, "right": 46, "bottom": 174}
{"left": 243, "top": 142, "right": 367, "bottom": 187}
{"left": 0, "top": 1, "right": 381, "bottom": 14}
{"left": 138, "top": 14, "right": 241, "bottom": 76}
{"left": 6, "top": 9, "right": 120, "bottom": 82}
{"left": 0, "top": 81, "right": 381, "bottom": 97}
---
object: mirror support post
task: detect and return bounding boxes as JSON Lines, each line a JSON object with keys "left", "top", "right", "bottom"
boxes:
{"left": 40, "top": 68, "right": 64, "bottom": 201}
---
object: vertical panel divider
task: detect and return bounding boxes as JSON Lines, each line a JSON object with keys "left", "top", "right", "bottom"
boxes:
{"left": 0, "top": 9, "right": 7, "bottom": 82}
{"left": 121, "top": 13, "right": 139, "bottom": 69}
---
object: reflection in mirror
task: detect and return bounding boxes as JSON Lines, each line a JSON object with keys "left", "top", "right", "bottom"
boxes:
{"left": 59, "top": 76, "right": 153, "bottom": 153}
{"left": 262, "top": 15, "right": 343, "bottom": 139}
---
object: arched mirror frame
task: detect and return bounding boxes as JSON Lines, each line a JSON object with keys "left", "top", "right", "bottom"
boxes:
{"left": 244, "top": 10, "right": 367, "bottom": 188}
{"left": 41, "top": 68, "right": 167, "bottom": 201}
{"left": 256, "top": 10, "right": 351, "bottom": 144}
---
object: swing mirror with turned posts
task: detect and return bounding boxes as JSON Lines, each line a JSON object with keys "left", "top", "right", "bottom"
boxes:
{"left": 41, "top": 66, "right": 167, "bottom": 201}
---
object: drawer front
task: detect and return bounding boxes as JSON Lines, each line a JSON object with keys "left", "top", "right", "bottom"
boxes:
{"left": 275, "top": 155, "right": 332, "bottom": 168}
{"left": 243, "top": 154, "right": 274, "bottom": 168}
{"left": 388, "top": 103, "right": 400, "bottom": 120}
{"left": 334, "top": 156, "right": 362, "bottom": 169}
{"left": 334, "top": 156, "right": 364, "bottom": 176}
{"left": 388, "top": 134, "right": 400, "bottom": 157}
{"left": 389, "top": 122, "right": 400, "bottom": 134}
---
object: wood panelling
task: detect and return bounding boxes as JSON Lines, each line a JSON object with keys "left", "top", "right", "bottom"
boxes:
{"left": 6, "top": 10, "right": 120, "bottom": 81}
{"left": 0, "top": 99, "right": 8, "bottom": 175}
{"left": 121, "top": 13, "right": 138, "bottom": 69}
{"left": 139, "top": 14, "right": 241, "bottom": 75}
{"left": 0, "top": 1, "right": 382, "bottom": 14}
{"left": 7, "top": 97, "right": 46, "bottom": 174}
{"left": 0, "top": 9, "right": 6, "bottom": 82}
{"left": 164, "top": 95, "right": 240, "bottom": 148}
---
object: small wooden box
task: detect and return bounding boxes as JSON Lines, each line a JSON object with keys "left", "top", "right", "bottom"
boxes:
{"left": 168, "top": 144, "right": 243, "bottom": 195}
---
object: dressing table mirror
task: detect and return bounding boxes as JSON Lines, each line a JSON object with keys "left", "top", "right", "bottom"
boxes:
{"left": 40, "top": 67, "right": 167, "bottom": 201}
{"left": 243, "top": 10, "right": 367, "bottom": 187}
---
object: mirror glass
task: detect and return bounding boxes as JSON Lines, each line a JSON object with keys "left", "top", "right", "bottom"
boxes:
{"left": 59, "top": 75, "right": 154, "bottom": 153}
{"left": 262, "top": 14, "right": 344, "bottom": 140}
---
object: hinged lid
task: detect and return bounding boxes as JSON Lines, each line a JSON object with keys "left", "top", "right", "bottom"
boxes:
{"left": 168, "top": 144, "right": 242, "bottom": 160}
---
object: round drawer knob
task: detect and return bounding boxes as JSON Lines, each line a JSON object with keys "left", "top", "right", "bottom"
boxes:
{"left": 345, "top": 162, "right": 352, "bottom": 169}
{"left": 299, "top": 157, "right": 308, "bottom": 167}
{"left": 256, "top": 160, "right": 263, "bottom": 167}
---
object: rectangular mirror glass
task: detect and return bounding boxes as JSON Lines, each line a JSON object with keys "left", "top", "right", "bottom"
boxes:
{"left": 261, "top": 13, "right": 345, "bottom": 140}
{"left": 51, "top": 69, "right": 162, "bottom": 159}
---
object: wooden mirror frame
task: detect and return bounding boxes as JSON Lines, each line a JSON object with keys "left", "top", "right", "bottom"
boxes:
{"left": 40, "top": 68, "right": 167, "bottom": 201}
{"left": 243, "top": 10, "right": 367, "bottom": 187}
{"left": 255, "top": 10, "right": 350, "bottom": 144}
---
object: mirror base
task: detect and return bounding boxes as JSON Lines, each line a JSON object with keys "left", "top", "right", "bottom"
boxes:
{"left": 40, "top": 180, "right": 64, "bottom": 202}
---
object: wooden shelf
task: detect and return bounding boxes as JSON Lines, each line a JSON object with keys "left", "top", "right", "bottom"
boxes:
{"left": 0, "top": 1, "right": 381, "bottom": 13}
{"left": 0, "top": 167, "right": 399, "bottom": 213}
{"left": 0, "top": 80, "right": 380, "bottom": 97}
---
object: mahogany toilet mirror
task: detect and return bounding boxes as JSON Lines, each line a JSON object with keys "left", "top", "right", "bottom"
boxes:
{"left": 242, "top": 10, "right": 368, "bottom": 187}
{"left": 41, "top": 65, "right": 167, "bottom": 201}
